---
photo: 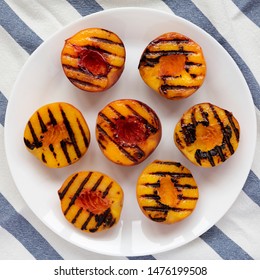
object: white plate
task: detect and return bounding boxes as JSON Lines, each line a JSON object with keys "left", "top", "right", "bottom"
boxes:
{"left": 5, "top": 8, "right": 256, "bottom": 257}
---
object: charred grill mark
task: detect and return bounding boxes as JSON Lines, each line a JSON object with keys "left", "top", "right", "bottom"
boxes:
{"left": 62, "top": 53, "right": 78, "bottom": 59}
{"left": 225, "top": 110, "right": 240, "bottom": 141}
{"left": 162, "top": 73, "right": 202, "bottom": 82}
{"left": 91, "top": 36, "right": 124, "bottom": 47}
{"left": 48, "top": 108, "right": 57, "bottom": 126}
{"left": 125, "top": 104, "right": 158, "bottom": 134}
{"left": 141, "top": 192, "right": 197, "bottom": 219}
{"left": 59, "top": 173, "right": 79, "bottom": 200}
{"left": 71, "top": 208, "right": 83, "bottom": 224}
{"left": 174, "top": 132, "right": 184, "bottom": 149}
{"left": 91, "top": 175, "right": 104, "bottom": 192}
{"left": 185, "top": 62, "right": 202, "bottom": 66}
{"left": 133, "top": 148, "right": 145, "bottom": 159}
{"left": 145, "top": 50, "right": 195, "bottom": 57}
{"left": 150, "top": 216, "right": 166, "bottom": 222}
{"left": 27, "top": 121, "right": 42, "bottom": 148}
{"left": 143, "top": 206, "right": 193, "bottom": 212}
{"left": 191, "top": 108, "right": 196, "bottom": 127}
{"left": 107, "top": 216, "right": 116, "bottom": 228}
{"left": 64, "top": 172, "right": 93, "bottom": 216}
{"left": 37, "top": 112, "right": 47, "bottom": 133}
{"left": 62, "top": 65, "right": 105, "bottom": 88}
{"left": 144, "top": 182, "right": 161, "bottom": 188}
{"left": 160, "top": 85, "right": 199, "bottom": 94}
{"left": 63, "top": 64, "right": 93, "bottom": 75}
{"left": 96, "top": 124, "right": 139, "bottom": 163}
{"left": 63, "top": 49, "right": 125, "bottom": 63}
{"left": 41, "top": 153, "right": 46, "bottom": 163}
{"left": 209, "top": 104, "right": 235, "bottom": 155}
{"left": 152, "top": 38, "right": 191, "bottom": 44}
{"left": 142, "top": 188, "right": 197, "bottom": 201}
{"left": 143, "top": 205, "right": 168, "bottom": 212}
{"left": 141, "top": 194, "right": 160, "bottom": 200}
{"left": 69, "top": 78, "right": 103, "bottom": 89}
{"left": 97, "top": 139, "right": 106, "bottom": 150}
{"left": 195, "top": 149, "right": 211, "bottom": 166}
{"left": 99, "top": 112, "right": 116, "bottom": 129}
{"left": 180, "top": 121, "right": 196, "bottom": 146}
{"left": 154, "top": 160, "right": 182, "bottom": 167}
{"left": 72, "top": 41, "right": 124, "bottom": 59}
{"left": 144, "top": 182, "right": 198, "bottom": 190}
{"left": 161, "top": 75, "right": 178, "bottom": 80}
{"left": 184, "top": 62, "right": 203, "bottom": 73}
{"left": 49, "top": 144, "right": 57, "bottom": 159}
{"left": 60, "top": 107, "right": 81, "bottom": 158}
{"left": 60, "top": 139, "right": 71, "bottom": 164}
{"left": 105, "top": 212, "right": 116, "bottom": 228}
{"left": 199, "top": 106, "right": 209, "bottom": 126}
{"left": 81, "top": 213, "right": 94, "bottom": 230}
{"left": 24, "top": 137, "right": 35, "bottom": 150}
{"left": 179, "top": 107, "right": 211, "bottom": 147}
{"left": 215, "top": 145, "right": 226, "bottom": 162}
{"left": 63, "top": 63, "right": 119, "bottom": 77}
{"left": 96, "top": 208, "right": 116, "bottom": 232}
{"left": 149, "top": 171, "right": 193, "bottom": 178}
{"left": 102, "top": 182, "right": 113, "bottom": 198}
{"left": 178, "top": 195, "right": 198, "bottom": 200}
{"left": 133, "top": 145, "right": 145, "bottom": 159}
{"left": 138, "top": 58, "right": 157, "bottom": 67}
{"left": 77, "top": 118, "right": 89, "bottom": 148}
{"left": 90, "top": 208, "right": 112, "bottom": 232}
{"left": 194, "top": 150, "right": 202, "bottom": 166}
{"left": 195, "top": 145, "right": 228, "bottom": 166}
{"left": 139, "top": 50, "right": 194, "bottom": 68}
{"left": 190, "top": 74, "right": 197, "bottom": 78}
{"left": 207, "top": 151, "right": 215, "bottom": 166}
{"left": 108, "top": 105, "right": 125, "bottom": 118}
{"left": 174, "top": 183, "right": 198, "bottom": 190}
{"left": 134, "top": 146, "right": 146, "bottom": 158}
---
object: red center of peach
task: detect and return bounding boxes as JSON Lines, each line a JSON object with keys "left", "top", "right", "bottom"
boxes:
{"left": 77, "top": 49, "right": 109, "bottom": 76}
{"left": 114, "top": 116, "right": 148, "bottom": 146}
{"left": 159, "top": 54, "right": 186, "bottom": 77}
{"left": 76, "top": 189, "right": 110, "bottom": 215}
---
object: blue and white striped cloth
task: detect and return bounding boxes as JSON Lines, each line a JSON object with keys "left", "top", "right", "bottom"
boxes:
{"left": 0, "top": 0, "right": 259, "bottom": 260}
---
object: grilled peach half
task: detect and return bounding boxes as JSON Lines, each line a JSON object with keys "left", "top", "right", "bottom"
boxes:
{"left": 136, "top": 160, "right": 199, "bottom": 224}
{"left": 138, "top": 32, "right": 206, "bottom": 100}
{"left": 23, "top": 102, "right": 90, "bottom": 168}
{"left": 61, "top": 28, "right": 126, "bottom": 92}
{"left": 174, "top": 103, "right": 240, "bottom": 167}
{"left": 96, "top": 99, "right": 162, "bottom": 166}
{"left": 58, "top": 171, "right": 124, "bottom": 233}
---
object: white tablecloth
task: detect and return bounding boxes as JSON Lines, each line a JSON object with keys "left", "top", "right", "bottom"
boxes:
{"left": 0, "top": 0, "right": 259, "bottom": 260}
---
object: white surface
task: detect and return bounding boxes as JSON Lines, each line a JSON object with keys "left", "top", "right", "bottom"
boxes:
{"left": 5, "top": 8, "right": 256, "bottom": 256}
